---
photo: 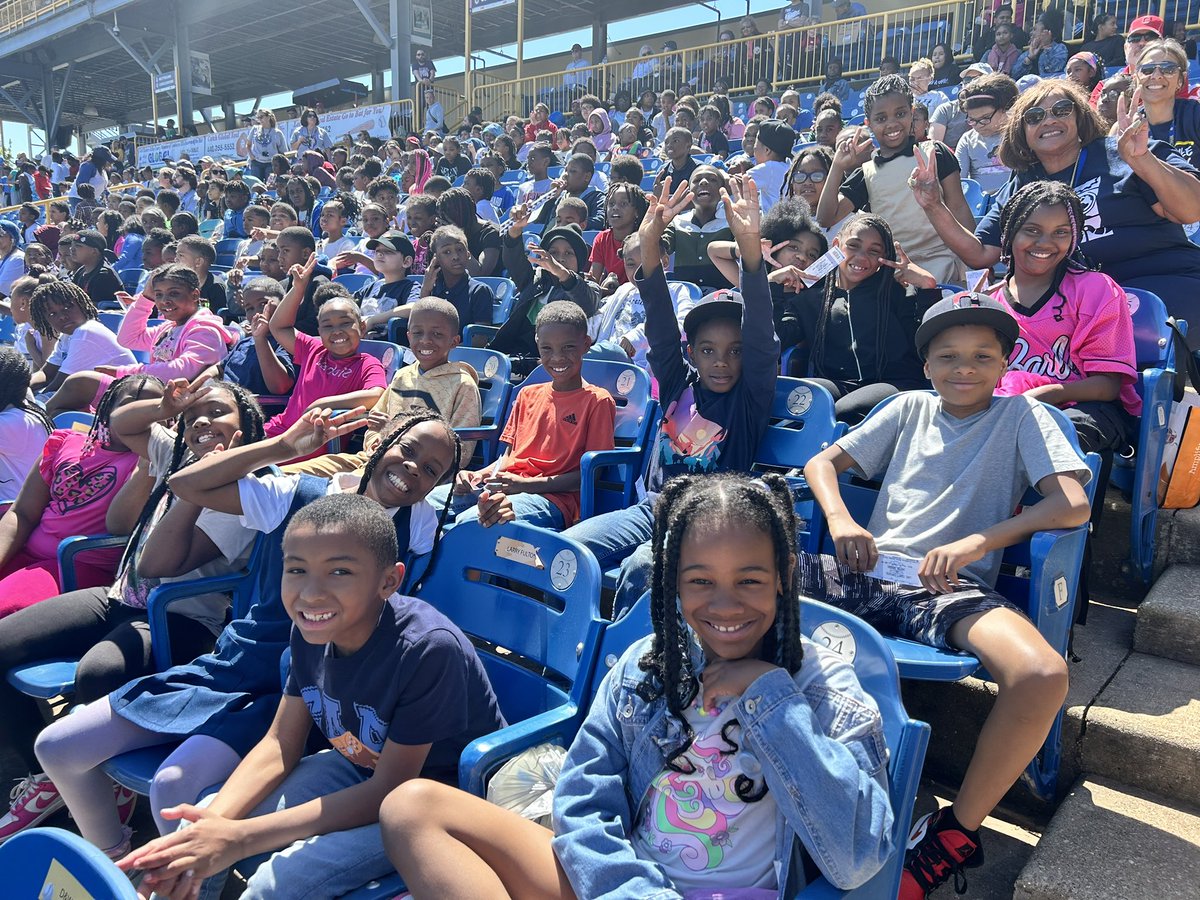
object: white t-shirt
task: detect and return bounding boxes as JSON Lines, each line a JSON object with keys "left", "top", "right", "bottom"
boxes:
{"left": 633, "top": 695, "right": 778, "bottom": 892}
{"left": 319, "top": 235, "right": 357, "bottom": 258}
{"left": 0, "top": 407, "right": 48, "bottom": 503}
{"left": 748, "top": 160, "right": 790, "bottom": 214}
{"left": 0, "top": 249, "right": 25, "bottom": 296}
{"left": 14, "top": 322, "right": 44, "bottom": 361}
{"left": 237, "top": 470, "right": 438, "bottom": 556}
{"left": 47, "top": 319, "right": 136, "bottom": 375}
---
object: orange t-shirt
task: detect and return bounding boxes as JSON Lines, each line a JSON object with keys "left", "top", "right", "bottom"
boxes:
{"left": 499, "top": 381, "right": 616, "bottom": 524}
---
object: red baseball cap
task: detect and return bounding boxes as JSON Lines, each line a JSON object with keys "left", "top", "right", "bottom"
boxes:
{"left": 1127, "top": 15, "right": 1164, "bottom": 38}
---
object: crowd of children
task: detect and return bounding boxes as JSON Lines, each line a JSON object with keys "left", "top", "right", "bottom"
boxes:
{"left": 0, "top": 7, "right": 1191, "bottom": 899}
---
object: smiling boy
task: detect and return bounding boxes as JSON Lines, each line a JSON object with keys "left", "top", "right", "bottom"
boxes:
{"left": 436, "top": 301, "right": 614, "bottom": 529}
{"left": 803, "top": 293, "right": 1092, "bottom": 900}
{"left": 118, "top": 493, "right": 505, "bottom": 899}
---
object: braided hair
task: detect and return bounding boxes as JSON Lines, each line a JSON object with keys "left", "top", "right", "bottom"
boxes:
{"left": 87, "top": 374, "right": 165, "bottom": 452}
{"left": 116, "top": 381, "right": 265, "bottom": 586}
{"left": 321, "top": 191, "right": 361, "bottom": 225}
{"left": 638, "top": 473, "right": 804, "bottom": 800}
{"left": 0, "top": 347, "right": 52, "bottom": 435}
{"left": 863, "top": 74, "right": 913, "bottom": 116}
{"left": 356, "top": 411, "right": 463, "bottom": 568}
{"left": 604, "top": 182, "right": 649, "bottom": 228}
{"left": 810, "top": 213, "right": 898, "bottom": 378}
{"left": 998, "top": 181, "right": 1092, "bottom": 323}
{"left": 30, "top": 281, "right": 98, "bottom": 339}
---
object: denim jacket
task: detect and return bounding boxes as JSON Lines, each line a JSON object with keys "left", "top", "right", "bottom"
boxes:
{"left": 551, "top": 634, "right": 894, "bottom": 899}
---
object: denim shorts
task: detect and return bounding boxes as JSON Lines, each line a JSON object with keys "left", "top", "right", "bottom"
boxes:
{"left": 797, "top": 552, "right": 1018, "bottom": 651}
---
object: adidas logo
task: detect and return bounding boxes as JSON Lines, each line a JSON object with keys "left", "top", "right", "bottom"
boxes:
{"left": 563, "top": 413, "right": 578, "bottom": 425}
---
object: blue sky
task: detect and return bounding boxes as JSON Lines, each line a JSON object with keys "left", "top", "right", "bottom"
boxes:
{"left": 4, "top": 0, "right": 783, "bottom": 157}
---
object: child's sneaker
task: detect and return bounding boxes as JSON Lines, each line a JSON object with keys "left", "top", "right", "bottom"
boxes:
{"left": 113, "top": 782, "right": 137, "bottom": 826}
{"left": 0, "top": 774, "right": 65, "bottom": 844}
{"left": 900, "top": 807, "right": 984, "bottom": 898}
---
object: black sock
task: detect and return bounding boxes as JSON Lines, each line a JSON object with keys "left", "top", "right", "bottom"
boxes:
{"left": 943, "top": 806, "right": 980, "bottom": 840}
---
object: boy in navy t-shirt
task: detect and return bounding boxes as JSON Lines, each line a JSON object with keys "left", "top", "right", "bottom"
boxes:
{"left": 119, "top": 494, "right": 505, "bottom": 898}
{"left": 217, "top": 277, "right": 296, "bottom": 396}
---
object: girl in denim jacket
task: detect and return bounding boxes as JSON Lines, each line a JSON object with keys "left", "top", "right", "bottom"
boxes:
{"left": 379, "top": 472, "right": 895, "bottom": 898}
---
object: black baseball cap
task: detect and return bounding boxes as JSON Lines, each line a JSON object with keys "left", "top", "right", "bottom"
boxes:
{"left": 682, "top": 288, "right": 744, "bottom": 341}
{"left": 366, "top": 230, "right": 416, "bottom": 257}
{"left": 915, "top": 291, "right": 1019, "bottom": 358}
{"left": 756, "top": 120, "right": 796, "bottom": 159}
{"left": 75, "top": 229, "right": 108, "bottom": 251}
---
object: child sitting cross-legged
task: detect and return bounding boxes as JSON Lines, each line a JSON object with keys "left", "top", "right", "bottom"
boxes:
{"left": 381, "top": 473, "right": 894, "bottom": 898}
{"left": 286, "top": 298, "right": 482, "bottom": 477}
{"left": 264, "top": 253, "right": 387, "bottom": 456}
{"left": 106, "top": 492, "right": 507, "bottom": 898}
{"left": 432, "top": 301, "right": 615, "bottom": 530}
{"left": 803, "top": 292, "right": 1093, "bottom": 900}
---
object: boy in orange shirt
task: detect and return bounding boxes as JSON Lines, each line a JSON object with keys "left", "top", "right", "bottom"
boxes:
{"left": 432, "top": 301, "right": 615, "bottom": 529}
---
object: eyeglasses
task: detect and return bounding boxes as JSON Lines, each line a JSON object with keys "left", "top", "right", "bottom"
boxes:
{"left": 965, "top": 110, "right": 997, "bottom": 128}
{"left": 1022, "top": 99, "right": 1076, "bottom": 126}
{"left": 1126, "top": 32, "right": 1155, "bottom": 43}
{"left": 791, "top": 170, "right": 827, "bottom": 183}
{"left": 1138, "top": 61, "right": 1182, "bottom": 76}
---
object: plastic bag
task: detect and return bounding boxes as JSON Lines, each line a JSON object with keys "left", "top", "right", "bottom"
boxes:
{"left": 485, "top": 742, "right": 567, "bottom": 828}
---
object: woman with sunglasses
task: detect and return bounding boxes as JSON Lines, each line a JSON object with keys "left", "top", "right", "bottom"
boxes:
{"left": 911, "top": 78, "right": 1200, "bottom": 341}
{"left": 1088, "top": 14, "right": 1175, "bottom": 107}
{"left": 1132, "top": 39, "right": 1200, "bottom": 168}
{"left": 955, "top": 73, "right": 1019, "bottom": 195}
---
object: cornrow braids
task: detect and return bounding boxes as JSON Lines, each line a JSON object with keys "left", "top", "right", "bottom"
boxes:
{"left": 638, "top": 473, "right": 804, "bottom": 799}
{"left": 0, "top": 348, "right": 52, "bottom": 437}
{"left": 998, "top": 182, "right": 1092, "bottom": 324}
{"left": 324, "top": 191, "right": 361, "bottom": 224}
{"left": 812, "top": 213, "right": 898, "bottom": 379}
{"left": 30, "top": 281, "right": 98, "bottom": 339}
{"left": 88, "top": 374, "right": 165, "bottom": 452}
{"left": 864, "top": 74, "right": 913, "bottom": 115}
{"left": 116, "top": 381, "right": 265, "bottom": 587}
{"left": 356, "top": 411, "right": 463, "bottom": 569}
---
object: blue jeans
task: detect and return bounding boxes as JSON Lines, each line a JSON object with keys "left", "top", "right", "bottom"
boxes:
{"left": 562, "top": 498, "right": 655, "bottom": 617}
{"left": 429, "top": 483, "right": 565, "bottom": 530}
{"left": 197, "top": 750, "right": 392, "bottom": 900}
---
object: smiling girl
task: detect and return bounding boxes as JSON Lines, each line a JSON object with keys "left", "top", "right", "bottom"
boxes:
{"left": 380, "top": 472, "right": 892, "bottom": 899}
{"left": 589, "top": 182, "right": 650, "bottom": 291}
{"left": 988, "top": 181, "right": 1140, "bottom": 453}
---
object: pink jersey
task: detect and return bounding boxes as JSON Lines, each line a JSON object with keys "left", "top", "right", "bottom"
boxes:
{"left": 265, "top": 331, "right": 387, "bottom": 439}
{"left": 990, "top": 270, "right": 1141, "bottom": 417}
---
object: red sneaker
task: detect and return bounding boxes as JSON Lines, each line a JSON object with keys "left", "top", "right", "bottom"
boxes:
{"left": 113, "top": 782, "right": 137, "bottom": 826}
{"left": 0, "top": 774, "right": 64, "bottom": 845}
{"left": 899, "top": 808, "right": 984, "bottom": 899}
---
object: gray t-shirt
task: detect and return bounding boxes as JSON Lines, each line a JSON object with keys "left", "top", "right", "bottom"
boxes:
{"left": 955, "top": 130, "right": 1009, "bottom": 195}
{"left": 836, "top": 392, "right": 1091, "bottom": 586}
{"left": 931, "top": 101, "right": 970, "bottom": 152}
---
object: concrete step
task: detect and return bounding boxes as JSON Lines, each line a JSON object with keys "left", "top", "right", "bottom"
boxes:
{"left": 1155, "top": 505, "right": 1200, "bottom": 577}
{"left": 1134, "top": 565, "right": 1200, "bottom": 666}
{"left": 1014, "top": 777, "right": 1200, "bottom": 900}
{"left": 1081, "top": 651, "right": 1200, "bottom": 809}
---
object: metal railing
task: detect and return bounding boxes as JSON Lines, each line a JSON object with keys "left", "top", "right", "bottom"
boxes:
{"left": 0, "top": 181, "right": 141, "bottom": 217}
{"left": 0, "top": 0, "right": 75, "bottom": 35}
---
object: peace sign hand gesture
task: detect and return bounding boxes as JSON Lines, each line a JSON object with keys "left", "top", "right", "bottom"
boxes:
{"left": 877, "top": 241, "right": 938, "bottom": 289}
{"left": 1116, "top": 85, "right": 1151, "bottom": 163}
{"left": 907, "top": 144, "right": 945, "bottom": 210}
{"left": 833, "top": 127, "right": 874, "bottom": 173}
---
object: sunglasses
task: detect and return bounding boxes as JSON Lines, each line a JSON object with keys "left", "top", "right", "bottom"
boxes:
{"left": 965, "top": 110, "right": 997, "bottom": 128}
{"left": 1138, "top": 61, "right": 1182, "bottom": 76}
{"left": 1126, "top": 32, "right": 1156, "bottom": 44}
{"left": 791, "top": 170, "right": 827, "bottom": 183}
{"left": 1022, "top": 99, "right": 1076, "bottom": 126}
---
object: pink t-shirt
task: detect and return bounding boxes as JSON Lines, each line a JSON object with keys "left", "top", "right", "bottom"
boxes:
{"left": 27, "top": 430, "right": 140, "bottom": 564}
{"left": 990, "top": 270, "right": 1142, "bottom": 416}
{"left": 265, "top": 331, "right": 388, "bottom": 437}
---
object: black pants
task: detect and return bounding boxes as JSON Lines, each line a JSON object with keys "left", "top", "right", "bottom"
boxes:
{"left": 806, "top": 379, "right": 912, "bottom": 426}
{"left": 0, "top": 588, "right": 216, "bottom": 772}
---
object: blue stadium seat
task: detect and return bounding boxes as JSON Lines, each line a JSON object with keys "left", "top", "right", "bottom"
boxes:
{"left": 214, "top": 238, "right": 241, "bottom": 269}
{"left": 119, "top": 268, "right": 143, "bottom": 293}
{"left": 518, "top": 359, "right": 658, "bottom": 519}
{"left": 0, "top": 313, "right": 15, "bottom": 345}
{"left": 333, "top": 272, "right": 375, "bottom": 294}
{"left": 961, "top": 178, "right": 989, "bottom": 218}
{"left": 665, "top": 279, "right": 703, "bottom": 301}
{"left": 640, "top": 173, "right": 658, "bottom": 191}
{"left": 198, "top": 219, "right": 221, "bottom": 238}
{"left": 52, "top": 412, "right": 95, "bottom": 433}
{"left": 641, "top": 157, "right": 663, "bottom": 173}
{"left": 474, "top": 276, "right": 517, "bottom": 324}
{"left": 805, "top": 396, "right": 1101, "bottom": 800}
{"left": 358, "top": 339, "right": 404, "bottom": 382}
{"left": 448, "top": 345, "right": 513, "bottom": 466}
{"left": 1109, "top": 288, "right": 1188, "bottom": 582}
{"left": 581, "top": 229, "right": 602, "bottom": 246}
{"left": 0, "top": 827, "right": 136, "bottom": 899}
{"left": 499, "top": 169, "right": 525, "bottom": 185}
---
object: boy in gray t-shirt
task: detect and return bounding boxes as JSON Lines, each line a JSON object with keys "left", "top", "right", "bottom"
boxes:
{"left": 804, "top": 292, "right": 1092, "bottom": 900}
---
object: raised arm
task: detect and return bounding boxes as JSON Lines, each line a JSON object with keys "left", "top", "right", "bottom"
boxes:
{"left": 1117, "top": 88, "right": 1200, "bottom": 224}
{"left": 817, "top": 129, "right": 872, "bottom": 227}
{"left": 115, "top": 289, "right": 159, "bottom": 351}
{"left": 722, "top": 177, "right": 782, "bottom": 391}
{"left": 908, "top": 145, "right": 1001, "bottom": 269}
{"left": 250, "top": 312, "right": 296, "bottom": 394}
{"left": 269, "top": 252, "right": 318, "bottom": 354}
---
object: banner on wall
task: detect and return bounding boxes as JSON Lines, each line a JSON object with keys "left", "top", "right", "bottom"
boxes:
{"left": 413, "top": 0, "right": 433, "bottom": 46}
{"left": 135, "top": 103, "right": 396, "bottom": 166}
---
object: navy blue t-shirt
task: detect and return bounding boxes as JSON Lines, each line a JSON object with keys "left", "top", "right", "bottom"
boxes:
{"left": 1148, "top": 98, "right": 1200, "bottom": 169}
{"left": 976, "top": 136, "right": 1200, "bottom": 286}
{"left": 284, "top": 593, "right": 506, "bottom": 782}
{"left": 642, "top": 264, "right": 779, "bottom": 493}
{"left": 434, "top": 273, "right": 495, "bottom": 334}
{"left": 223, "top": 333, "right": 295, "bottom": 395}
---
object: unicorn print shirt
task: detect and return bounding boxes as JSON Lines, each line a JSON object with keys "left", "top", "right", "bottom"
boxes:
{"left": 633, "top": 695, "right": 778, "bottom": 892}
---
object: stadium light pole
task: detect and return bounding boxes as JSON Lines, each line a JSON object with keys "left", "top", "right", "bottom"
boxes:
{"left": 516, "top": 0, "right": 524, "bottom": 84}
{"left": 464, "top": 0, "right": 473, "bottom": 111}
